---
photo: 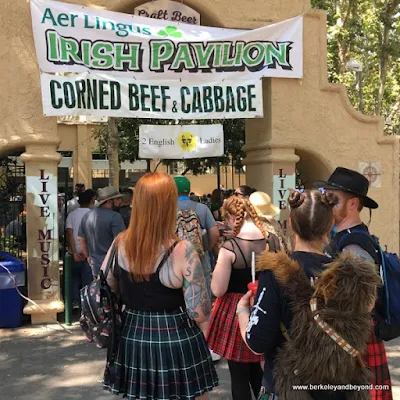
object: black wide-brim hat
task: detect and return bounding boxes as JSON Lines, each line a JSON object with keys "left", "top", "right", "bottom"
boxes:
{"left": 313, "top": 167, "right": 378, "bottom": 209}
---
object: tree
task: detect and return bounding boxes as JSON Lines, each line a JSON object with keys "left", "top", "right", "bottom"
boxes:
{"left": 95, "top": 118, "right": 245, "bottom": 176}
{"left": 107, "top": 117, "right": 120, "bottom": 189}
{"left": 312, "top": 0, "right": 400, "bottom": 132}
{"left": 375, "top": 0, "right": 400, "bottom": 115}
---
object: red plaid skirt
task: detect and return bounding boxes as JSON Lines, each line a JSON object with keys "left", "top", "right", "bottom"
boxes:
{"left": 364, "top": 328, "right": 392, "bottom": 400}
{"left": 207, "top": 292, "right": 264, "bottom": 363}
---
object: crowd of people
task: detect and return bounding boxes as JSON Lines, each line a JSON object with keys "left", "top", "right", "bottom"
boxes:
{"left": 66, "top": 167, "right": 393, "bottom": 400}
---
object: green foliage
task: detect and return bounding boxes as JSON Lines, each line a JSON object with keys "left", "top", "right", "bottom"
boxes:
{"left": 312, "top": 0, "right": 400, "bottom": 133}
{"left": 0, "top": 235, "right": 20, "bottom": 256}
{"left": 95, "top": 118, "right": 245, "bottom": 175}
{"left": 295, "top": 169, "right": 306, "bottom": 189}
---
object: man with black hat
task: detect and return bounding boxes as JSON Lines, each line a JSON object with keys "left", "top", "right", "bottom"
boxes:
{"left": 66, "top": 189, "right": 96, "bottom": 308}
{"left": 78, "top": 186, "right": 126, "bottom": 278}
{"left": 316, "top": 167, "right": 392, "bottom": 400}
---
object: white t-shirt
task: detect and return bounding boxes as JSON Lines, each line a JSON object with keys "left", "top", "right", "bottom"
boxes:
{"left": 68, "top": 198, "right": 100, "bottom": 215}
{"left": 67, "top": 197, "right": 79, "bottom": 215}
{"left": 66, "top": 207, "right": 91, "bottom": 253}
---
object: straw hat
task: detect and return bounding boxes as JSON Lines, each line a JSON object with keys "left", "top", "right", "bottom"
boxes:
{"left": 97, "top": 186, "right": 123, "bottom": 206}
{"left": 249, "top": 191, "right": 280, "bottom": 219}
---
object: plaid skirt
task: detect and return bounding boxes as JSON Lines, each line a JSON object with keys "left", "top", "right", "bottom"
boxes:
{"left": 207, "top": 292, "right": 264, "bottom": 363}
{"left": 103, "top": 308, "right": 218, "bottom": 399}
{"left": 364, "top": 328, "right": 393, "bottom": 400}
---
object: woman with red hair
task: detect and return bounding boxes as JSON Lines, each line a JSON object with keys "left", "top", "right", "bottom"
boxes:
{"left": 102, "top": 172, "right": 218, "bottom": 400}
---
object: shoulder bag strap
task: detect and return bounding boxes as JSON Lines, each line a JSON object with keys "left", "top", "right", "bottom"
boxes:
{"left": 100, "top": 241, "right": 117, "bottom": 282}
{"left": 280, "top": 322, "right": 290, "bottom": 341}
{"left": 268, "top": 233, "right": 280, "bottom": 253}
{"left": 337, "top": 228, "right": 377, "bottom": 251}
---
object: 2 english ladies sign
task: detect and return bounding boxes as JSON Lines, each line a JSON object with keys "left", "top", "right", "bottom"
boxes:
{"left": 30, "top": 0, "right": 303, "bottom": 119}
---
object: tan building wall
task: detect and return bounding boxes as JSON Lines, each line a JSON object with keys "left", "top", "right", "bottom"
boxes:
{"left": 57, "top": 123, "right": 98, "bottom": 188}
{"left": 0, "top": 0, "right": 398, "bottom": 323}
{"left": 156, "top": 163, "right": 245, "bottom": 195}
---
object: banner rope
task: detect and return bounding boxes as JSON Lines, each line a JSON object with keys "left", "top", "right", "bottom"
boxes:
{"left": 0, "top": 262, "right": 73, "bottom": 334}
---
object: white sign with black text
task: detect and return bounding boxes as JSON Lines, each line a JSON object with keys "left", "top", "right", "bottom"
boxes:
{"left": 40, "top": 72, "right": 263, "bottom": 119}
{"left": 134, "top": 0, "right": 200, "bottom": 25}
{"left": 139, "top": 125, "right": 224, "bottom": 159}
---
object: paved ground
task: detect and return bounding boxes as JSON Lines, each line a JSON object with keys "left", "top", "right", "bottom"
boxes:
{"left": 1, "top": 322, "right": 400, "bottom": 400}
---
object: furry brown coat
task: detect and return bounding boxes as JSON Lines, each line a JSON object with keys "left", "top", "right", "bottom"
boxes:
{"left": 257, "top": 251, "right": 381, "bottom": 400}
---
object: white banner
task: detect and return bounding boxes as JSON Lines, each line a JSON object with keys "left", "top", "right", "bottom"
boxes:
{"left": 139, "top": 125, "right": 224, "bottom": 159}
{"left": 40, "top": 72, "right": 263, "bottom": 119}
{"left": 30, "top": 0, "right": 303, "bottom": 80}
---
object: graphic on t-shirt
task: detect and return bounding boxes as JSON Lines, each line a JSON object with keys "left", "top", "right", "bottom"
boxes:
{"left": 246, "top": 287, "right": 267, "bottom": 339}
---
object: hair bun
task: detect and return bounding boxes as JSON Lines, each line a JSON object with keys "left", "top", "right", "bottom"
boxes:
{"left": 288, "top": 190, "right": 305, "bottom": 209}
{"left": 321, "top": 192, "right": 339, "bottom": 207}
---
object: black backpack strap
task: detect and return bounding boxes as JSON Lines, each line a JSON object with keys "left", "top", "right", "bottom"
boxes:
{"left": 337, "top": 228, "right": 380, "bottom": 264}
{"left": 268, "top": 233, "right": 281, "bottom": 253}
{"left": 156, "top": 241, "right": 179, "bottom": 273}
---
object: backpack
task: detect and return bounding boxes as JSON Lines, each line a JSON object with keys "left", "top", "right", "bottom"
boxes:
{"left": 176, "top": 208, "right": 205, "bottom": 257}
{"left": 261, "top": 251, "right": 373, "bottom": 399}
{"left": 79, "top": 243, "right": 122, "bottom": 381}
{"left": 338, "top": 228, "right": 400, "bottom": 341}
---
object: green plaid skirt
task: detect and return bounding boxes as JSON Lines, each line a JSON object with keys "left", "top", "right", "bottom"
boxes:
{"left": 103, "top": 308, "right": 218, "bottom": 399}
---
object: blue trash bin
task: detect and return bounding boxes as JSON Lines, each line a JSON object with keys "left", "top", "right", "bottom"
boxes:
{"left": 0, "top": 251, "right": 25, "bottom": 328}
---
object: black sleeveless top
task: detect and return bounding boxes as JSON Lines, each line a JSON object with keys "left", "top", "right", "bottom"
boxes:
{"left": 223, "top": 233, "right": 280, "bottom": 294}
{"left": 115, "top": 243, "right": 185, "bottom": 312}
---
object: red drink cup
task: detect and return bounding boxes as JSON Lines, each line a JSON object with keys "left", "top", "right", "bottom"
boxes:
{"left": 247, "top": 281, "right": 259, "bottom": 296}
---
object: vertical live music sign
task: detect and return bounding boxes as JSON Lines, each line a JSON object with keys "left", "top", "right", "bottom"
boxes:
{"left": 26, "top": 170, "right": 59, "bottom": 296}
{"left": 30, "top": 0, "right": 303, "bottom": 119}
{"left": 273, "top": 166, "right": 296, "bottom": 232}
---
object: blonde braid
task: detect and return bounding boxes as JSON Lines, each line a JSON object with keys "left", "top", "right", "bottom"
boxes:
{"left": 233, "top": 199, "right": 246, "bottom": 237}
{"left": 245, "top": 200, "right": 269, "bottom": 241}
{"left": 222, "top": 197, "right": 268, "bottom": 242}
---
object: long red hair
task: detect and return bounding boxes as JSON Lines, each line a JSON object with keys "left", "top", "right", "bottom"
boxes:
{"left": 118, "top": 172, "right": 178, "bottom": 281}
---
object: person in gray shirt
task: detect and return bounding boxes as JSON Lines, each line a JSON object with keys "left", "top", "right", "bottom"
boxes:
{"left": 174, "top": 176, "right": 219, "bottom": 273}
{"left": 78, "top": 186, "right": 125, "bottom": 277}
{"left": 174, "top": 176, "right": 220, "bottom": 361}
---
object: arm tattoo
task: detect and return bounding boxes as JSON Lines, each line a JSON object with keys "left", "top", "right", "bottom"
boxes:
{"left": 342, "top": 245, "right": 375, "bottom": 263}
{"left": 183, "top": 245, "right": 212, "bottom": 319}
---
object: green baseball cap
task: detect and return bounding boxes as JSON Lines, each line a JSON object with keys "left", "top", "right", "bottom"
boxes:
{"left": 174, "top": 176, "right": 191, "bottom": 194}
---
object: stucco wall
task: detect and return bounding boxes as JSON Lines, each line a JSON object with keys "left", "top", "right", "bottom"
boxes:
{"left": 57, "top": 124, "right": 98, "bottom": 151}
{"left": 0, "top": 0, "right": 59, "bottom": 155}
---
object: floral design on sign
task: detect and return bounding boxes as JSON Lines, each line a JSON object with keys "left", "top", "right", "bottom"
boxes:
{"left": 157, "top": 26, "right": 183, "bottom": 38}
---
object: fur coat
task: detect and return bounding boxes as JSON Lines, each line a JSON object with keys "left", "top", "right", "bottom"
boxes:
{"left": 257, "top": 251, "right": 381, "bottom": 400}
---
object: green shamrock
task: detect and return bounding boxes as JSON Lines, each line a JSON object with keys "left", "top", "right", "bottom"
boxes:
{"left": 157, "top": 26, "right": 183, "bottom": 38}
